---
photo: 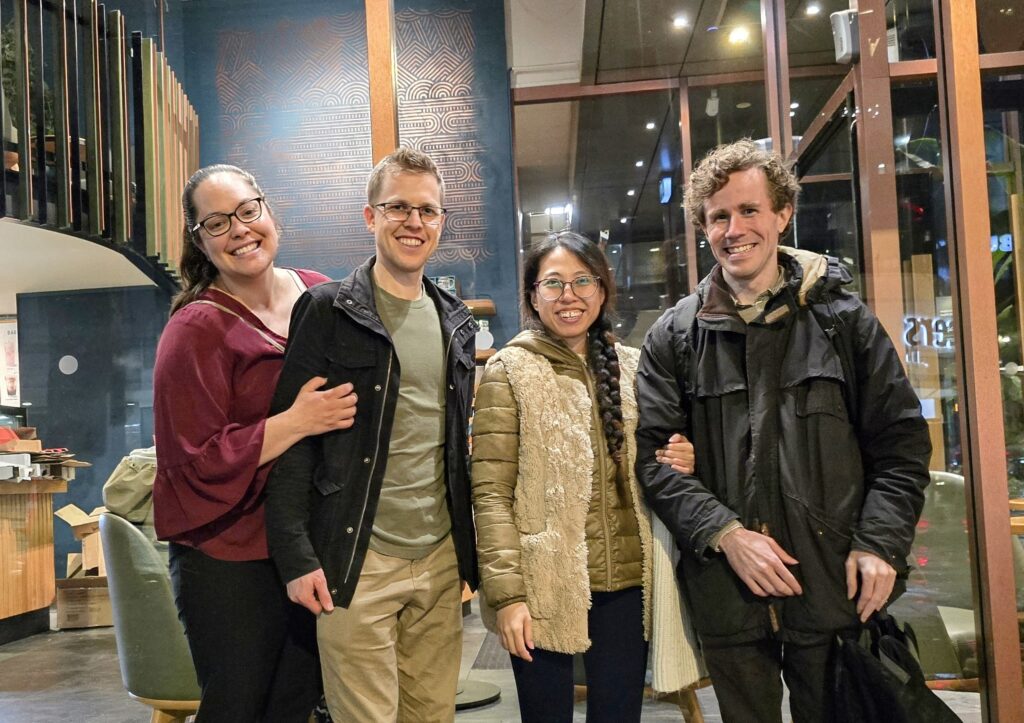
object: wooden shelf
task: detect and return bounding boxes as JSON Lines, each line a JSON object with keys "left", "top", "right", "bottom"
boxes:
{"left": 0, "top": 478, "right": 68, "bottom": 495}
{"left": 464, "top": 299, "right": 496, "bottom": 316}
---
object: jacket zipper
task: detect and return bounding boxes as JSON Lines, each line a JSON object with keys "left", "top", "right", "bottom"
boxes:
{"left": 339, "top": 303, "right": 469, "bottom": 586}
{"left": 584, "top": 362, "right": 613, "bottom": 590}
{"left": 761, "top": 522, "right": 782, "bottom": 633}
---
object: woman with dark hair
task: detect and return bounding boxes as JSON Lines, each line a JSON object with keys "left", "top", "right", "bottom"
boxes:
{"left": 472, "top": 231, "right": 705, "bottom": 722}
{"left": 153, "top": 164, "right": 357, "bottom": 721}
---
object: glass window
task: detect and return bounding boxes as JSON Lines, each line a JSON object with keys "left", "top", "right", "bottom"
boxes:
{"left": 978, "top": 1, "right": 1024, "bottom": 54}
{"left": 786, "top": 0, "right": 847, "bottom": 68}
{"left": 886, "top": 78, "right": 984, "bottom": 691}
{"left": 515, "top": 90, "right": 686, "bottom": 343}
{"left": 792, "top": 101, "right": 862, "bottom": 295}
{"left": 886, "top": 0, "right": 936, "bottom": 61}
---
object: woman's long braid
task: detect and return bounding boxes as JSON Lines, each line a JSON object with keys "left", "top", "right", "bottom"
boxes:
{"left": 588, "top": 314, "right": 625, "bottom": 464}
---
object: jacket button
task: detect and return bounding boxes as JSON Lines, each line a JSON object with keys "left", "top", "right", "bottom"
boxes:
{"left": 363, "top": 457, "right": 371, "bottom": 464}
{"left": 449, "top": 384, "right": 455, "bottom": 391}
{"left": 330, "top": 588, "right": 337, "bottom": 595}
{"left": 346, "top": 526, "right": 354, "bottom": 534}
{"left": 374, "top": 384, "right": 381, "bottom": 391}
{"left": 345, "top": 299, "right": 353, "bottom": 305}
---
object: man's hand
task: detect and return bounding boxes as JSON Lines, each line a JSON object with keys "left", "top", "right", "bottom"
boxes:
{"left": 846, "top": 550, "right": 897, "bottom": 622}
{"left": 495, "top": 602, "right": 534, "bottom": 662}
{"left": 286, "top": 568, "right": 335, "bottom": 616}
{"left": 719, "top": 528, "right": 803, "bottom": 597}
{"left": 656, "top": 432, "right": 695, "bottom": 474}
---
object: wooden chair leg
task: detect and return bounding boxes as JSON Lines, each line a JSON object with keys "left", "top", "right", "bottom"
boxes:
{"left": 677, "top": 688, "right": 705, "bottom": 723}
{"left": 151, "top": 710, "right": 191, "bottom": 723}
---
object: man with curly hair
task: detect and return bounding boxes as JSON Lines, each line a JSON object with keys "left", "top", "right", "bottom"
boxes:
{"left": 635, "top": 139, "right": 931, "bottom": 721}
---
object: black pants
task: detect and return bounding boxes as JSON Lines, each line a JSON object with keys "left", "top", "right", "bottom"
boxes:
{"left": 169, "top": 543, "right": 320, "bottom": 723}
{"left": 510, "top": 587, "right": 648, "bottom": 723}
{"left": 702, "top": 637, "right": 832, "bottom": 723}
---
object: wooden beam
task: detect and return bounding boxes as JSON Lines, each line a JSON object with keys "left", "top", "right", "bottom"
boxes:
{"left": 513, "top": 78, "right": 679, "bottom": 105}
{"left": 933, "top": 1, "right": 1024, "bottom": 719}
{"left": 366, "top": 0, "right": 398, "bottom": 163}
{"left": 850, "top": 0, "right": 905, "bottom": 360}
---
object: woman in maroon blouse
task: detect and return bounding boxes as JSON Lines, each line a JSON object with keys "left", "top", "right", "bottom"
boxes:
{"left": 153, "top": 164, "right": 356, "bottom": 722}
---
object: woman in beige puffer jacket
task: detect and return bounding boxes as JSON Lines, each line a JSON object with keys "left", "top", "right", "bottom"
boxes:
{"left": 472, "top": 231, "right": 705, "bottom": 722}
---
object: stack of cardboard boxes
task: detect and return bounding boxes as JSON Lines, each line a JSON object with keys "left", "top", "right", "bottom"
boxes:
{"left": 0, "top": 426, "right": 107, "bottom": 630}
{"left": 53, "top": 504, "right": 111, "bottom": 629}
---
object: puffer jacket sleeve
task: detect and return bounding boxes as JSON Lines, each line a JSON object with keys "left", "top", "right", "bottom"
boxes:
{"left": 471, "top": 359, "right": 528, "bottom": 610}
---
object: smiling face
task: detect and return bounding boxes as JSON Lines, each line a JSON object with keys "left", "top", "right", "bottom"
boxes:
{"left": 363, "top": 171, "right": 444, "bottom": 286}
{"left": 530, "top": 246, "right": 607, "bottom": 354}
{"left": 701, "top": 167, "right": 793, "bottom": 300}
{"left": 191, "top": 172, "right": 279, "bottom": 283}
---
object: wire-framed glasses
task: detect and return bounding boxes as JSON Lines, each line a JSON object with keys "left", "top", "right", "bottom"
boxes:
{"left": 373, "top": 202, "right": 447, "bottom": 226}
{"left": 193, "top": 197, "right": 265, "bottom": 236}
{"left": 534, "top": 275, "right": 601, "bottom": 301}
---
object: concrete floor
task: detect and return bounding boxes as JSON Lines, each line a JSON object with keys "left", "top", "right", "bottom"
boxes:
{"left": 0, "top": 601, "right": 983, "bottom": 722}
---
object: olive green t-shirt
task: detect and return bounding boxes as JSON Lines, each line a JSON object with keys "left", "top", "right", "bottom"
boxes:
{"left": 369, "top": 282, "right": 451, "bottom": 559}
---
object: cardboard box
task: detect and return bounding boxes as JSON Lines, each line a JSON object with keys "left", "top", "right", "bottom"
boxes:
{"left": 81, "top": 532, "right": 106, "bottom": 577}
{"left": 0, "top": 439, "right": 42, "bottom": 453}
{"left": 56, "top": 577, "right": 112, "bottom": 629}
{"left": 54, "top": 504, "right": 106, "bottom": 540}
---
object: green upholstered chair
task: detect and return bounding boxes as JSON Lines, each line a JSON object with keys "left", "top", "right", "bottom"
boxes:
{"left": 99, "top": 512, "right": 200, "bottom": 722}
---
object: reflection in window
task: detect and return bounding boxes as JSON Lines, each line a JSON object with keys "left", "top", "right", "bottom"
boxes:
{"left": 886, "top": 0, "right": 936, "bottom": 61}
{"left": 515, "top": 91, "right": 687, "bottom": 343}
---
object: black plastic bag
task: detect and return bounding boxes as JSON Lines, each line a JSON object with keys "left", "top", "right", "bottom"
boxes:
{"left": 829, "top": 611, "right": 961, "bottom": 723}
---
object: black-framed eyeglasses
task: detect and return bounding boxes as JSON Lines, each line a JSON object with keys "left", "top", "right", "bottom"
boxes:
{"left": 533, "top": 275, "right": 601, "bottom": 301}
{"left": 193, "top": 197, "right": 265, "bottom": 237}
{"left": 373, "top": 202, "right": 447, "bottom": 226}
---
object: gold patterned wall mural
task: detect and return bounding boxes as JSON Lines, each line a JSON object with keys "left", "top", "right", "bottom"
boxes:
{"left": 396, "top": 8, "right": 491, "bottom": 266}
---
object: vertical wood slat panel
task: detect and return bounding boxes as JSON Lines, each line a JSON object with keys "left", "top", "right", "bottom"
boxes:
{"left": 28, "top": 0, "right": 46, "bottom": 224}
{"left": 107, "top": 10, "right": 129, "bottom": 245}
{"left": 52, "top": 0, "right": 72, "bottom": 228}
{"left": 67, "top": 0, "right": 84, "bottom": 231}
{"left": 140, "top": 38, "right": 158, "bottom": 258}
{"left": 14, "top": 0, "right": 33, "bottom": 219}
{"left": 130, "top": 31, "right": 146, "bottom": 256}
{"left": 85, "top": 0, "right": 103, "bottom": 235}
{"left": 0, "top": 492, "right": 56, "bottom": 619}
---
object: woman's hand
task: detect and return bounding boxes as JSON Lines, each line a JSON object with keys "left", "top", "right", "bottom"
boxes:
{"left": 289, "top": 376, "right": 358, "bottom": 436}
{"left": 496, "top": 602, "right": 534, "bottom": 662}
{"left": 656, "top": 432, "right": 695, "bottom": 474}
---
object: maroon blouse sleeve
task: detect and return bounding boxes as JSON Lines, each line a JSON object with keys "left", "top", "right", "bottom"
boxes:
{"left": 152, "top": 309, "right": 268, "bottom": 540}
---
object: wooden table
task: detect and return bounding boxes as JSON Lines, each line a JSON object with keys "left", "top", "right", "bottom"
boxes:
{"left": 0, "top": 478, "right": 67, "bottom": 643}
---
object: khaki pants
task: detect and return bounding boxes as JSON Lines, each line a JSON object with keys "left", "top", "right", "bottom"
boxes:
{"left": 317, "top": 535, "right": 463, "bottom": 723}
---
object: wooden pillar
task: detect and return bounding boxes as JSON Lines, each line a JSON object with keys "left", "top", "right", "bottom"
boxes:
{"left": 933, "top": 0, "right": 1024, "bottom": 719}
{"left": 366, "top": 0, "right": 399, "bottom": 164}
{"left": 850, "top": 0, "right": 906, "bottom": 360}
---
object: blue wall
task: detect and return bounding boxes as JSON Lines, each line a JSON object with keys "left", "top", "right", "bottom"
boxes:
{"left": 17, "top": 287, "right": 170, "bottom": 573}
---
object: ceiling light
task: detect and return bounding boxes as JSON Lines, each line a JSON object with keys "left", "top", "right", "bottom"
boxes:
{"left": 645, "top": 121, "right": 656, "bottom": 130}
{"left": 620, "top": 217, "right": 628, "bottom": 223}
{"left": 627, "top": 189, "right": 636, "bottom": 196}
{"left": 806, "top": 3, "right": 821, "bottom": 16}
{"left": 728, "top": 26, "right": 750, "bottom": 44}
{"left": 790, "top": 101, "right": 800, "bottom": 109}
{"left": 635, "top": 160, "right": 644, "bottom": 167}
{"left": 790, "top": 110, "right": 796, "bottom": 117}
{"left": 736, "top": 101, "right": 751, "bottom": 109}
{"left": 672, "top": 15, "right": 689, "bottom": 29}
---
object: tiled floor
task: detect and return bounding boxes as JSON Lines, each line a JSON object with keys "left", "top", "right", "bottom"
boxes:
{"left": 0, "top": 601, "right": 984, "bottom": 722}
